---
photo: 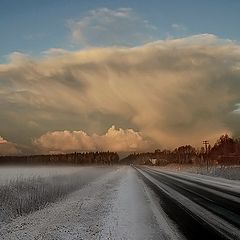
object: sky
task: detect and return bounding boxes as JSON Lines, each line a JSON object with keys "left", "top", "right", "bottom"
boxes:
{"left": 1, "top": 0, "right": 240, "bottom": 155}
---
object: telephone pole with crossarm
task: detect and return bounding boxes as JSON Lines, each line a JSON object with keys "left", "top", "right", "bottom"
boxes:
{"left": 203, "top": 140, "right": 209, "bottom": 171}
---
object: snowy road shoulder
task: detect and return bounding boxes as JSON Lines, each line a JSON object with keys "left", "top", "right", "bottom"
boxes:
{"left": 101, "top": 167, "right": 183, "bottom": 240}
{"left": 0, "top": 166, "right": 180, "bottom": 240}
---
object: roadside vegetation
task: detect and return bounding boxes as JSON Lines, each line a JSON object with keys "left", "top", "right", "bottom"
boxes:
{"left": 0, "top": 172, "right": 94, "bottom": 224}
{"left": 194, "top": 165, "right": 240, "bottom": 180}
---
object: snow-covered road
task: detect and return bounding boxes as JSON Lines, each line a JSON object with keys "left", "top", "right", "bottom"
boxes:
{"left": 0, "top": 166, "right": 182, "bottom": 240}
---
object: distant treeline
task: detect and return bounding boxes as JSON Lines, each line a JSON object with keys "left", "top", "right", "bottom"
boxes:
{"left": 0, "top": 152, "right": 119, "bottom": 165}
{"left": 1, "top": 134, "right": 240, "bottom": 166}
{"left": 122, "top": 134, "right": 240, "bottom": 166}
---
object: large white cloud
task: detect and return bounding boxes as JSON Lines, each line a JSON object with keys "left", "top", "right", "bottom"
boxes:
{"left": 1, "top": 34, "right": 240, "bottom": 152}
{"left": 34, "top": 126, "right": 152, "bottom": 153}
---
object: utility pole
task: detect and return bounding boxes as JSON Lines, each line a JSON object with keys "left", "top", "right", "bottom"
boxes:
{"left": 203, "top": 140, "right": 209, "bottom": 171}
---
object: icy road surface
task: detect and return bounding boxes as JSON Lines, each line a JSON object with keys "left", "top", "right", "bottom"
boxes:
{"left": 0, "top": 166, "right": 181, "bottom": 240}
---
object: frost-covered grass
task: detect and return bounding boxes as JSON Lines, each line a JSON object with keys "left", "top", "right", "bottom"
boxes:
{"left": 0, "top": 174, "right": 83, "bottom": 224}
{"left": 0, "top": 166, "right": 111, "bottom": 225}
{"left": 149, "top": 164, "right": 240, "bottom": 180}
{"left": 193, "top": 165, "right": 240, "bottom": 180}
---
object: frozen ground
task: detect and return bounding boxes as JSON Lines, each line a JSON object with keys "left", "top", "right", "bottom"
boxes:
{"left": 0, "top": 166, "right": 182, "bottom": 240}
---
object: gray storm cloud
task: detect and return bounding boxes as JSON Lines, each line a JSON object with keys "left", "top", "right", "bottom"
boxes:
{"left": 1, "top": 34, "right": 240, "bottom": 153}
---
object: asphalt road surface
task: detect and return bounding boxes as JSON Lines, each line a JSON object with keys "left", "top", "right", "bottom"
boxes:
{"left": 136, "top": 166, "right": 240, "bottom": 240}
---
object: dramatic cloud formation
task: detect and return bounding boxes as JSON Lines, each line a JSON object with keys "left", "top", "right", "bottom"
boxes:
{"left": 68, "top": 8, "right": 157, "bottom": 46}
{"left": 34, "top": 126, "right": 152, "bottom": 153}
{"left": 1, "top": 34, "right": 240, "bottom": 153}
{"left": 0, "top": 136, "right": 20, "bottom": 155}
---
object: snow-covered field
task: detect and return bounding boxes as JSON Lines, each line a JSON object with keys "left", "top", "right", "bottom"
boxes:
{"left": 0, "top": 166, "right": 113, "bottom": 227}
{"left": 0, "top": 166, "right": 182, "bottom": 240}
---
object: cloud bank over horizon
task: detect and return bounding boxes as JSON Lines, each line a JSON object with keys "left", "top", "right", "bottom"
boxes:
{"left": 1, "top": 34, "right": 240, "bottom": 154}
{"left": 33, "top": 125, "right": 152, "bottom": 154}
